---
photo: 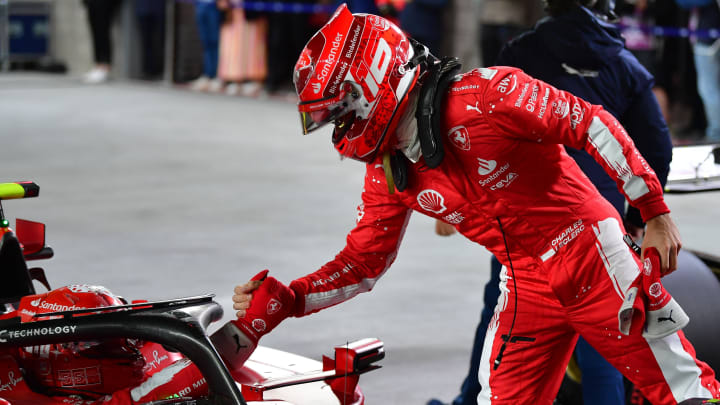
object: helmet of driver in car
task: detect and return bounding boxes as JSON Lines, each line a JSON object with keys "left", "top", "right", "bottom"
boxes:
{"left": 19, "top": 284, "right": 125, "bottom": 321}
{"left": 294, "top": 4, "right": 421, "bottom": 163}
{"left": 16, "top": 285, "right": 146, "bottom": 398}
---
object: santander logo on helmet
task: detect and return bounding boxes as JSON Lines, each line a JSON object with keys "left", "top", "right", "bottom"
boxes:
{"left": 294, "top": 4, "right": 420, "bottom": 163}
{"left": 315, "top": 32, "right": 345, "bottom": 84}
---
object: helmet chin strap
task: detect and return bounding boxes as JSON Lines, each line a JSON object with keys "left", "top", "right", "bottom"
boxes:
{"left": 382, "top": 152, "right": 396, "bottom": 194}
{"left": 396, "top": 88, "right": 422, "bottom": 163}
{"left": 382, "top": 83, "right": 420, "bottom": 194}
{"left": 378, "top": 40, "right": 427, "bottom": 195}
{"left": 380, "top": 39, "right": 462, "bottom": 194}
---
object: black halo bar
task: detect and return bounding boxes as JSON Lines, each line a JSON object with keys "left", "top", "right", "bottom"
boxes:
{"left": 33, "top": 294, "right": 215, "bottom": 319}
{"left": 0, "top": 296, "right": 246, "bottom": 405}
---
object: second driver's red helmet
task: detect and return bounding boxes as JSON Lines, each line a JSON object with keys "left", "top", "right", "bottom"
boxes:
{"left": 15, "top": 285, "right": 146, "bottom": 398}
{"left": 18, "top": 284, "right": 125, "bottom": 321}
{"left": 294, "top": 4, "right": 420, "bottom": 163}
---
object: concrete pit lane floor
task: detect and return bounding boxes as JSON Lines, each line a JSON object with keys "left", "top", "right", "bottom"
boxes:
{"left": 2, "top": 73, "right": 718, "bottom": 404}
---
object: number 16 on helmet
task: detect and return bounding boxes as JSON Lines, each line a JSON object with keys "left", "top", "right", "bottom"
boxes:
{"left": 294, "top": 4, "right": 421, "bottom": 163}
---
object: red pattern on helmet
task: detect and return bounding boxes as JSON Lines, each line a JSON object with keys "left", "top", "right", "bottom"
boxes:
{"left": 294, "top": 4, "right": 419, "bottom": 162}
{"left": 12, "top": 286, "right": 145, "bottom": 398}
{"left": 17, "top": 285, "right": 124, "bottom": 322}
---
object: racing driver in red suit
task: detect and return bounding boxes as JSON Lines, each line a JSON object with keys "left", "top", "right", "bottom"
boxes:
{"left": 232, "top": 4, "right": 720, "bottom": 404}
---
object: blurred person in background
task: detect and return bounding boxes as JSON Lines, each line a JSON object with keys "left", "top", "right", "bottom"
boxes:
{"left": 398, "top": 0, "right": 448, "bottom": 56}
{"left": 82, "top": 0, "right": 122, "bottom": 84}
{"left": 616, "top": 0, "right": 709, "bottom": 142}
{"left": 614, "top": 0, "right": 705, "bottom": 142}
{"left": 376, "top": 0, "right": 405, "bottom": 25}
{"left": 334, "top": 0, "right": 380, "bottom": 14}
{"left": 190, "top": 0, "right": 223, "bottom": 92}
{"left": 615, "top": 0, "right": 670, "bottom": 121}
{"left": 478, "top": 0, "right": 543, "bottom": 65}
{"left": 264, "top": 0, "right": 315, "bottom": 96}
{"left": 134, "top": 0, "right": 165, "bottom": 80}
{"left": 430, "top": 0, "right": 674, "bottom": 403}
{"left": 676, "top": 0, "right": 720, "bottom": 143}
{"left": 217, "top": 0, "right": 268, "bottom": 97}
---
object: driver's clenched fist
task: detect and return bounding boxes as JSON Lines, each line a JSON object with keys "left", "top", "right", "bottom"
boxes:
{"left": 229, "top": 270, "right": 298, "bottom": 344}
{"left": 232, "top": 278, "right": 263, "bottom": 318}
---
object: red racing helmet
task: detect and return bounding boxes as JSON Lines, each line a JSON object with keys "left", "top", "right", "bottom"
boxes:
{"left": 15, "top": 285, "right": 145, "bottom": 398}
{"left": 294, "top": 4, "right": 421, "bottom": 163}
{"left": 18, "top": 284, "right": 125, "bottom": 321}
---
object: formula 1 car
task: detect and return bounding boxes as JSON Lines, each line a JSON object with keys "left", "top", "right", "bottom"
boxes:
{"left": 0, "top": 181, "right": 384, "bottom": 405}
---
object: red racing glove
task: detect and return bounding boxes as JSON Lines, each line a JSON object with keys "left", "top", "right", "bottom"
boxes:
{"left": 641, "top": 247, "right": 689, "bottom": 339}
{"left": 211, "top": 270, "right": 299, "bottom": 371}
{"left": 232, "top": 269, "right": 298, "bottom": 344}
{"left": 618, "top": 246, "right": 690, "bottom": 338}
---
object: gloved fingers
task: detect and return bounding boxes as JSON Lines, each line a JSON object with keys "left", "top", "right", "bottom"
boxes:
{"left": 234, "top": 279, "right": 263, "bottom": 295}
{"left": 232, "top": 283, "right": 265, "bottom": 318}
{"left": 232, "top": 287, "right": 255, "bottom": 318}
{"left": 232, "top": 299, "right": 250, "bottom": 310}
{"left": 233, "top": 269, "right": 269, "bottom": 298}
{"left": 232, "top": 270, "right": 273, "bottom": 318}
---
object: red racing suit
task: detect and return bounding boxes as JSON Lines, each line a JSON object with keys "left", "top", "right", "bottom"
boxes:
{"left": 287, "top": 67, "right": 720, "bottom": 404}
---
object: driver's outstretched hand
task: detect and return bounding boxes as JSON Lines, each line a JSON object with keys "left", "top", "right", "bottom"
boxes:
{"left": 230, "top": 270, "right": 297, "bottom": 344}
{"left": 641, "top": 213, "right": 682, "bottom": 276}
{"left": 232, "top": 273, "right": 265, "bottom": 318}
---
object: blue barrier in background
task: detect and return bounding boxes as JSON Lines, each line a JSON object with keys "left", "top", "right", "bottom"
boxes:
{"left": 618, "top": 23, "right": 720, "bottom": 40}
{"left": 182, "top": 0, "right": 720, "bottom": 40}
{"left": 179, "top": 0, "right": 335, "bottom": 14}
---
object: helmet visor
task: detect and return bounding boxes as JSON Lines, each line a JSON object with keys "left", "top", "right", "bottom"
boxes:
{"left": 298, "top": 83, "right": 363, "bottom": 135}
{"left": 298, "top": 96, "right": 346, "bottom": 134}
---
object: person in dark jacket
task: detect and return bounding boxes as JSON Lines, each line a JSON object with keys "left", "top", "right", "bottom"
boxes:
{"left": 428, "top": 1, "right": 673, "bottom": 404}
{"left": 399, "top": 0, "right": 448, "bottom": 55}
{"left": 334, "top": 0, "right": 380, "bottom": 14}
{"left": 498, "top": 0, "right": 672, "bottom": 227}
